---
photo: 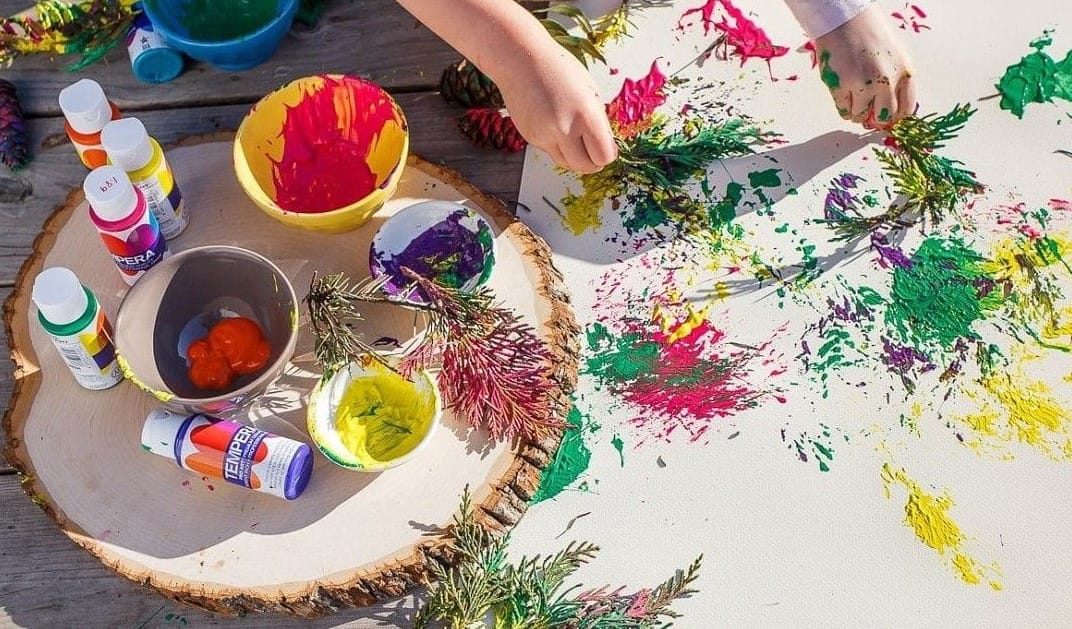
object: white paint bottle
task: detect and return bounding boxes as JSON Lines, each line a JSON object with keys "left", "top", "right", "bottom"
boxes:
{"left": 101, "top": 117, "right": 188, "bottom": 239}
{"left": 31, "top": 267, "right": 123, "bottom": 390}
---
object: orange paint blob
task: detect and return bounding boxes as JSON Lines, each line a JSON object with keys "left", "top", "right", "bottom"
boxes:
{"left": 187, "top": 317, "right": 271, "bottom": 390}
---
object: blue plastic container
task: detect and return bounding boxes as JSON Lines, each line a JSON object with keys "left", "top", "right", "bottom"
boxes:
{"left": 142, "top": 0, "right": 299, "bottom": 72}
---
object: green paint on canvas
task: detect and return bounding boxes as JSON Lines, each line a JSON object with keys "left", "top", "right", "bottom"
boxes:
{"left": 531, "top": 406, "right": 593, "bottom": 504}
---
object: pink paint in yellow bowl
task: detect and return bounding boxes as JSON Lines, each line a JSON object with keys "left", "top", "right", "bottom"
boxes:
{"left": 234, "top": 74, "right": 409, "bottom": 233}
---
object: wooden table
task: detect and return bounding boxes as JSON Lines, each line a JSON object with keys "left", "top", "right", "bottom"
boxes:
{"left": 0, "top": 2, "right": 525, "bottom": 625}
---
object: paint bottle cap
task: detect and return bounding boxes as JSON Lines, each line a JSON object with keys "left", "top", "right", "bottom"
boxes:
{"left": 84, "top": 165, "right": 139, "bottom": 221}
{"left": 101, "top": 118, "right": 154, "bottom": 172}
{"left": 141, "top": 408, "right": 183, "bottom": 458}
{"left": 58, "top": 79, "right": 114, "bottom": 135}
{"left": 31, "top": 267, "right": 89, "bottom": 326}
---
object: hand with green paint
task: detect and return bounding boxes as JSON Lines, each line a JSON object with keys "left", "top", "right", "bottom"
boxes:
{"left": 811, "top": 3, "right": 918, "bottom": 129}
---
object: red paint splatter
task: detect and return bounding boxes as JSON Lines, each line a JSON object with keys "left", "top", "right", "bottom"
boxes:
{"left": 891, "top": 3, "right": 930, "bottom": 33}
{"left": 272, "top": 75, "right": 403, "bottom": 213}
{"left": 606, "top": 60, "right": 668, "bottom": 139}
{"left": 678, "top": 0, "right": 789, "bottom": 75}
{"left": 803, "top": 40, "right": 818, "bottom": 68}
{"left": 1050, "top": 198, "right": 1072, "bottom": 211}
{"left": 624, "top": 321, "right": 764, "bottom": 443}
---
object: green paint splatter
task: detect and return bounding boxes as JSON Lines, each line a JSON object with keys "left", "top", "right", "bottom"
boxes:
{"left": 611, "top": 434, "right": 625, "bottom": 467}
{"left": 709, "top": 181, "right": 744, "bottom": 229}
{"left": 885, "top": 237, "right": 1003, "bottom": 350}
{"left": 819, "top": 50, "right": 841, "bottom": 89}
{"left": 878, "top": 107, "right": 891, "bottom": 122}
{"left": 531, "top": 406, "right": 592, "bottom": 504}
{"left": 586, "top": 323, "right": 660, "bottom": 383}
{"left": 748, "top": 168, "right": 782, "bottom": 188}
{"left": 996, "top": 31, "right": 1072, "bottom": 119}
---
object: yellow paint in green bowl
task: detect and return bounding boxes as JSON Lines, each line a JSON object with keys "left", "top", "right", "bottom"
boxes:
{"left": 307, "top": 358, "right": 439, "bottom": 470}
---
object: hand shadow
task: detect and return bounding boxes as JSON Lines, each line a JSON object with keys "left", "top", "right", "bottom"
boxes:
{"left": 542, "top": 129, "right": 880, "bottom": 265}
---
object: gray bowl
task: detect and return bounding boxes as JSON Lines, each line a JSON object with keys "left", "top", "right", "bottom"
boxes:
{"left": 114, "top": 245, "right": 299, "bottom": 417}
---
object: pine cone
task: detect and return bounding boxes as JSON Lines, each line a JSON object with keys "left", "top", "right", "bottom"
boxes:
{"left": 458, "top": 108, "right": 527, "bottom": 153}
{"left": 0, "top": 79, "right": 30, "bottom": 170}
{"left": 439, "top": 60, "right": 504, "bottom": 108}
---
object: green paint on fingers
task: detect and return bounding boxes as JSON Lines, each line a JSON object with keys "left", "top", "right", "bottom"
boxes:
{"left": 878, "top": 108, "right": 891, "bottom": 122}
{"left": 819, "top": 50, "right": 841, "bottom": 89}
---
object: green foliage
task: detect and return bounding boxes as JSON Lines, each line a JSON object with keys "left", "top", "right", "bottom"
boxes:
{"left": 415, "top": 489, "right": 702, "bottom": 628}
{"left": 615, "top": 118, "right": 771, "bottom": 192}
{"left": 822, "top": 105, "right": 983, "bottom": 241}
{"left": 533, "top": 4, "right": 606, "bottom": 67}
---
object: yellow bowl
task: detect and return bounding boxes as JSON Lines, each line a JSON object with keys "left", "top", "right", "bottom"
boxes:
{"left": 233, "top": 74, "right": 409, "bottom": 233}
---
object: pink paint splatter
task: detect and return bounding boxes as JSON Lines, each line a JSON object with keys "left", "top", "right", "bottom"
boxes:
{"left": 891, "top": 3, "right": 930, "bottom": 33}
{"left": 271, "top": 76, "right": 403, "bottom": 213}
{"left": 1050, "top": 198, "right": 1072, "bottom": 211}
{"left": 678, "top": 0, "right": 789, "bottom": 74}
{"left": 606, "top": 60, "right": 668, "bottom": 138}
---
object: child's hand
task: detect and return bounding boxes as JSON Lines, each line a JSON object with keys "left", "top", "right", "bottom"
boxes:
{"left": 813, "top": 4, "right": 917, "bottom": 130}
{"left": 494, "top": 48, "right": 618, "bottom": 174}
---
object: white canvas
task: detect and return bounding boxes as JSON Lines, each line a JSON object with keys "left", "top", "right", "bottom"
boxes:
{"left": 514, "top": 1, "right": 1072, "bottom": 626}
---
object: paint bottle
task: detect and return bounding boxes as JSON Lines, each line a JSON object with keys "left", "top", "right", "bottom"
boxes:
{"left": 84, "top": 165, "right": 168, "bottom": 285}
{"left": 58, "top": 79, "right": 121, "bottom": 169}
{"left": 31, "top": 267, "right": 123, "bottom": 390}
{"left": 102, "top": 117, "right": 188, "bottom": 239}
{"left": 141, "top": 409, "right": 314, "bottom": 500}
{"left": 125, "top": 4, "right": 184, "bottom": 84}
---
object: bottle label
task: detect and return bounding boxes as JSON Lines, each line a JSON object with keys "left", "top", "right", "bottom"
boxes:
{"left": 47, "top": 307, "right": 123, "bottom": 390}
{"left": 175, "top": 415, "right": 306, "bottom": 499}
{"left": 93, "top": 203, "right": 169, "bottom": 285}
{"left": 72, "top": 141, "right": 109, "bottom": 170}
{"left": 125, "top": 14, "right": 168, "bottom": 65}
{"left": 132, "top": 152, "right": 187, "bottom": 239}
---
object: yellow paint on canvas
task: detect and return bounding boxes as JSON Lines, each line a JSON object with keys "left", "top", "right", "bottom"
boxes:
{"left": 958, "top": 365, "right": 1072, "bottom": 461}
{"left": 881, "top": 464, "right": 1001, "bottom": 589}
{"left": 652, "top": 302, "right": 711, "bottom": 343}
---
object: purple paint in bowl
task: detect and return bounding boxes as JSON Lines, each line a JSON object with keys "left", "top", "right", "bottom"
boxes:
{"left": 369, "top": 201, "right": 496, "bottom": 304}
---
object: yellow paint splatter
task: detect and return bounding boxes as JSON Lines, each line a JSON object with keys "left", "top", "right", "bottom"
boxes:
{"left": 561, "top": 172, "right": 621, "bottom": 235}
{"left": 957, "top": 365, "right": 1072, "bottom": 461}
{"left": 652, "top": 302, "right": 711, "bottom": 343}
{"left": 881, "top": 464, "right": 1002, "bottom": 589}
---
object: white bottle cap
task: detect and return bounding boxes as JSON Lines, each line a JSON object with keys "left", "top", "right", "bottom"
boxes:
{"left": 101, "top": 118, "right": 154, "bottom": 172}
{"left": 84, "top": 165, "right": 139, "bottom": 222}
{"left": 141, "top": 408, "right": 184, "bottom": 458}
{"left": 32, "top": 267, "right": 89, "bottom": 326}
{"left": 58, "top": 79, "right": 113, "bottom": 135}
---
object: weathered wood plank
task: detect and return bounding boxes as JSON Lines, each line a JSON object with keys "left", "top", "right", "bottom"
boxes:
{"left": 0, "top": 94, "right": 525, "bottom": 283}
{"left": 0, "top": 474, "right": 423, "bottom": 627}
{"left": 1, "top": 0, "right": 461, "bottom": 115}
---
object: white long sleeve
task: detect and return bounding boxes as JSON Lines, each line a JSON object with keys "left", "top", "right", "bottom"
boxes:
{"left": 781, "top": 0, "right": 876, "bottom": 38}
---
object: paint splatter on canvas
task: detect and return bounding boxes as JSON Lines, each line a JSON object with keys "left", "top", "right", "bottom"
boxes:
{"left": 519, "top": 1, "right": 1072, "bottom": 620}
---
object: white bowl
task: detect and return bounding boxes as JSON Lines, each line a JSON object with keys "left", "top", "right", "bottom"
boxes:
{"left": 306, "top": 358, "right": 440, "bottom": 471}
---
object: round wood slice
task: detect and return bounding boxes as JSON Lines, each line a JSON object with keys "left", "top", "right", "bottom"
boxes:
{"left": 1, "top": 133, "right": 578, "bottom": 617}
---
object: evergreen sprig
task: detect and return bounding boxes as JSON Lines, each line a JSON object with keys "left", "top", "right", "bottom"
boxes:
{"left": 415, "top": 489, "right": 702, "bottom": 628}
{"left": 304, "top": 269, "right": 560, "bottom": 442}
{"left": 303, "top": 271, "right": 398, "bottom": 378}
{"left": 614, "top": 118, "right": 772, "bottom": 193}
{"left": 532, "top": 3, "right": 606, "bottom": 67}
{"left": 821, "top": 104, "right": 983, "bottom": 241}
